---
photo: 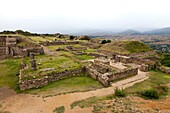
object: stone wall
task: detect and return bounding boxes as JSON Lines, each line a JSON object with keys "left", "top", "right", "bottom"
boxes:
{"left": 88, "top": 53, "right": 107, "bottom": 58}
{"left": 40, "top": 41, "right": 79, "bottom": 46}
{"left": 85, "top": 66, "right": 138, "bottom": 87}
{"left": 19, "top": 77, "right": 48, "bottom": 91}
{"left": 0, "top": 36, "right": 7, "bottom": 59}
{"left": 85, "top": 67, "right": 110, "bottom": 87}
{"left": 158, "top": 66, "right": 170, "bottom": 74}
{"left": 78, "top": 42, "right": 101, "bottom": 49}
{"left": 107, "top": 68, "right": 138, "bottom": 82}
{"left": 115, "top": 55, "right": 132, "bottom": 63}
{"left": 19, "top": 68, "right": 84, "bottom": 90}
{"left": 98, "top": 50, "right": 116, "bottom": 58}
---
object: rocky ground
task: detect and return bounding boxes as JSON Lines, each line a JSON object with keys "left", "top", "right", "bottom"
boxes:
{"left": 86, "top": 96, "right": 170, "bottom": 113}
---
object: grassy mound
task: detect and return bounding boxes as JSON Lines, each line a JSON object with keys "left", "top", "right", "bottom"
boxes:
{"left": 99, "top": 40, "right": 152, "bottom": 54}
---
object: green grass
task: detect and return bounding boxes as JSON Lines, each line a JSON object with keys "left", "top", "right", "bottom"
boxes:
{"left": 46, "top": 45, "right": 69, "bottom": 51}
{"left": 21, "top": 55, "right": 82, "bottom": 80}
{"left": 0, "top": 59, "right": 21, "bottom": 91}
{"left": 73, "top": 55, "right": 94, "bottom": 60}
{"left": 23, "top": 74, "right": 103, "bottom": 96}
{"left": 125, "top": 70, "right": 170, "bottom": 96}
{"left": 53, "top": 106, "right": 65, "bottom": 113}
{"left": 99, "top": 40, "right": 152, "bottom": 54}
{"left": 29, "top": 36, "right": 50, "bottom": 43}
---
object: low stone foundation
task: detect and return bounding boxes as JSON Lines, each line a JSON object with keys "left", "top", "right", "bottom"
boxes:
{"left": 107, "top": 68, "right": 138, "bottom": 82}
{"left": 19, "top": 68, "right": 84, "bottom": 90}
{"left": 158, "top": 66, "right": 170, "bottom": 74}
{"left": 88, "top": 53, "right": 107, "bottom": 58}
{"left": 139, "top": 64, "right": 150, "bottom": 72}
{"left": 86, "top": 66, "right": 138, "bottom": 87}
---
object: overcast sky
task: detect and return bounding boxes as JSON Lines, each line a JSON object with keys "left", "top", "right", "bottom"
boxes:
{"left": 0, "top": 0, "right": 170, "bottom": 33}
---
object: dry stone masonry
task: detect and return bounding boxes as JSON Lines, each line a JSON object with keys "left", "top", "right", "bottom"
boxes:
{"left": 0, "top": 36, "right": 44, "bottom": 60}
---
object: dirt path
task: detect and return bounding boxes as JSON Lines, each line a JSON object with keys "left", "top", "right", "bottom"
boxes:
{"left": 0, "top": 70, "right": 148, "bottom": 113}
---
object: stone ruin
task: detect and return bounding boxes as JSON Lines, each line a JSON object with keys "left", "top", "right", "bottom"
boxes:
{"left": 98, "top": 50, "right": 158, "bottom": 72}
{"left": 0, "top": 36, "right": 18, "bottom": 59}
{"left": 0, "top": 35, "right": 44, "bottom": 60}
{"left": 85, "top": 58, "right": 138, "bottom": 86}
{"left": 30, "top": 53, "right": 37, "bottom": 71}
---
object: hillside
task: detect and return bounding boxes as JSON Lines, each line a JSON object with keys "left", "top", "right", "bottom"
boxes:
{"left": 144, "top": 27, "right": 170, "bottom": 35}
{"left": 99, "top": 40, "right": 153, "bottom": 54}
{"left": 117, "top": 29, "right": 142, "bottom": 36}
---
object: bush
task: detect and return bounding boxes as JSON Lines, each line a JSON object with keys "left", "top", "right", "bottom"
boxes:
{"left": 161, "top": 54, "right": 170, "bottom": 67}
{"left": 70, "top": 35, "right": 75, "bottom": 40}
{"left": 53, "top": 106, "right": 65, "bottom": 113}
{"left": 141, "top": 89, "right": 159, "bottom": 99}
{"left": 101, "top": 40, "right": 111, "bottom": 44}
{"left": 114, "top": 88, "right": 127, "bottom": 97}
{"left": 155, "top": 84, "right": 169, "bottom": 95}
{"left": 80, "top": 35, "right": 91, "bottom": 41}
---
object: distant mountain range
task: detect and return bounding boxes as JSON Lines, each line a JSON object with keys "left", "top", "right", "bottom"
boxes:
{"left": 144, "top": 27, "right": 170, "bottom": 35}
{"left": 72, "top": 27, "right": 170, "bottom": 36}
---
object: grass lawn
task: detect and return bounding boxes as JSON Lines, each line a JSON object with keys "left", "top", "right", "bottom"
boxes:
{"left": 23, "top": 74, "right": 103, "bottom": 96}
{"left": 46, "top": 45, "right": 69, "bottom": 51}
{"left": 0, "top": 59, "right": 21, "bottom": 91}
{"left": 125, "top": 70, "right": 170, "bottom": 96}
{"left": 21, "top": 55, "right": 82, "bottom": 80}
{"left": 29, "top": 36, "right": 56, "bottom": 43}
{"left": 73, "top": 55, "right": 94, "bottom": 60}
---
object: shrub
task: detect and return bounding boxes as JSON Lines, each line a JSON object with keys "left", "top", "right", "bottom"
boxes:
{"left": 114, "top": 88, "right": 127, "bottom": 97}
{"left": 101, "top": 40, "right": 111, "bottom": 44}
{"left": 70, "top": 35, "right": 75, "bottom": 40}
{"left": 53, "top": 106, "right": 65, "bottom": 113}
{"left": 141, "top": 89, "right": 159, "bottom": 99}
{"left": 107, "top": 40, "right": 111, "bottom": 43}
{"left": 161, "top": 54, "right": 170, "bottom": 67}
{"left": 80, "top": 35, "right": 91, "bottom": 41}
{"left": 155, "top": 84, "right": 169, "bottom": 95}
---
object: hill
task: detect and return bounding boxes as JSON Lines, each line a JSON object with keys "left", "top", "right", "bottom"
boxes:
{"left": 117, "top": 29, "right": 142, "bottom": 36}
{"left": 144, "top": 27, "right": 170, "bottom": 35}
{"left": 99, "top": 40, "right": 153, "bottom": 54}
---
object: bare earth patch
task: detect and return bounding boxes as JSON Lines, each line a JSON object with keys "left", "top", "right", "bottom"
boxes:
{"left": 0, "top": 70, "right": 148, "bottom": 113}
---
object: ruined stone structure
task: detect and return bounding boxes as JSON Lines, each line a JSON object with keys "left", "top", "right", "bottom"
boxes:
{"left": 19, "top": 68, "right": 84, "bottom": 90}
{"left": 30, "top": 53, "right": 37, "bottom": 71}
{"left": 115, "top": 55, "right": 132, "bottom": 63}
{"left": 0, "top": 36, "right": 18, "bottom": 59}
{"left": 85, "top": 59, "right": 138, "bottom": 87}
{"left": 0, "top": 36, "right": 44, "bottom": 60}
{"left": 40, "top": 41, "right": 79, "bottom": 46}
{"left": 40, "top": 41, "right": 100, "bottom": 49}
{"left": 98, "top": 50, "right": 158, "bottom": 72}
{"left": 157, "top": 66, "right": 170, "bottom": 74}
{"left": 0, "top": 36, "right": 7, "bottom": 60}
{"left": 88, "top": 53, "right": 107, "bottom": 58}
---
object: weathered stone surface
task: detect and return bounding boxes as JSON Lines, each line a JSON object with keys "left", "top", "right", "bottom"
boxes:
{"left": 85, "top": 60, "right": 138, "bottom": 87}
{"left": 139, "top": 64, "right": 149, "bottom": 72}
{"left": 30, "top": 53, "right": 37, "bottom": 71}
{"left": 19, "top": 68, "right": 85, "bottom": 90}
{"left": 158, "top": 66, "right": 170, "bottom": 74}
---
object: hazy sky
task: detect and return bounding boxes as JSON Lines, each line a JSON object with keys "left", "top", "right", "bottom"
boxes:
{"left": 0, "top": 0, "right": 170, "bottom": 33}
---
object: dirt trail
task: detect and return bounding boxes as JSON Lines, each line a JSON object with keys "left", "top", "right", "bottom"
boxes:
{"left": 0, "top": 70, "right": 148, "bottom": 113}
